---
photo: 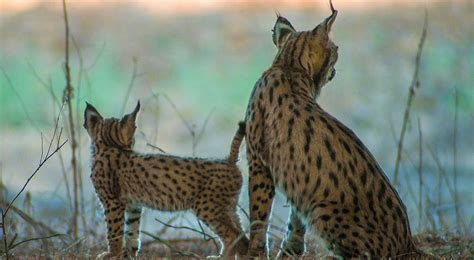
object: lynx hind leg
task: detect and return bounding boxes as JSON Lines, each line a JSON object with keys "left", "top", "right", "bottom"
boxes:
{"left": 125, "top": 206, "right": 142, "bottom": 257}
{"left": 309, "top": 201, "right": 374, "bottom": 257}
{"left": 247, "top": 157, "right": 275, "bottom": 256}
{"left": 226, "top": 208, "right": 250, "bottom": 255}
{"left": 279, "top": 207, "right": 306, "bottom": 257}
{"left": 192, "top": 190, "right": 248, "bottom": 256}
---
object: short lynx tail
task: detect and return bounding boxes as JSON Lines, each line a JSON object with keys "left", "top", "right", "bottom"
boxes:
{"left": 227, "top": 121, "right": 246, "bottom": 165}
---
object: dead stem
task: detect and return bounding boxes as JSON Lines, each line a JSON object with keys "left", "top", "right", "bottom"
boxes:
{"left": 393, "top": 12, "right": 428, "bottom": 187}
{"left": 121, "top": 58, "right": 141, "bottom": 115}
{"left": 61, "top": 0, "right": 79, "bottom": 240}
{"left": 1, "top": 106, "right": 68, "bottom": 257}
{"left": 417, "top": 117, "right": 423, "bottom": 230}
{"left": 452, "top": 86, "right": 465, "bottom": 233}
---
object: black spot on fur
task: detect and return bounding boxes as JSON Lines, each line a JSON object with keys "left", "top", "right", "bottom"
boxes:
{"left": 329, "top": 171, "right": 339, "bottom": 188}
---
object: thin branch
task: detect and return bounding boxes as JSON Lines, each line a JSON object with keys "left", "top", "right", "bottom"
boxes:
{"left": 145, "top": 143, "right": 167, "bottom": 154}
{"left": 7, "top": 233, "right": 17, "bottom": 250}
{"left": 196, "top": 219, "right": 219, "bottom": 251}
{"left": 61, "top": 0, "right": 79, "bottom": 239}
{"left": 0, "top": 202, "right": 64, "bottom": 241}
{"left": 39, "top": 133, "right": 44, "bottom": 164}
{"left": 393, "top": 12, "right": 428, "bottom": 186}
{"left": 417, "top": 117, "right": 423, "bottom": 230}
{"left": 161, "top": 94, "right": 215, "bottom": 155}
{"left": 141, "top": 231, "right": 200, "bottom": 258}
{"left": 237, "top": 204, "right": 250, "bottom": 221}
{"left": 1, "top": 209, "right": 7, "bottom": 258}
{"left": 154, "top": 218, "right": 218, "bottom": 242}
{"left": 452, "top": 86, "right": 465, "bottom": 234}
{"left": 0, "top": 105, "right": 67, "bottom": 257}
{"left": 0, "top": 67, "right": 41, "bottom": 133}
{"left": 8, "top": 234, "right": 65, "bottom": 251}
{"left": 195, "top": 109, "right": 215, "bottom": 146}
{"left": 28, "top": 63, "right": 62, "bottom": 108}
{"left": 3, "top": 105, "right": 68, "bottom": 218}
{"left": 162, "top": 94, "right": 194, "bottom": 136}
{"left": 121, "top": 58, "right": 140, "bottom": 115}
{"left": 428, "top": 145, "right": 456, "bottom": 204}
{"left": 72, "top": 33, "right": 88, "bottom": 242}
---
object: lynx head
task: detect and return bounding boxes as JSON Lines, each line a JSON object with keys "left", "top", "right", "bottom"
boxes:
{"left": 83, "top": 101, "right": 140, "bottom": 150}
{"left": 272, "top": 0, "right": 339, "bottom": 95}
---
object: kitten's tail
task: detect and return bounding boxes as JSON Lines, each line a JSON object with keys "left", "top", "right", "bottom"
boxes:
{"left": 227, "top": 121, "right": 246, "bottom": 165}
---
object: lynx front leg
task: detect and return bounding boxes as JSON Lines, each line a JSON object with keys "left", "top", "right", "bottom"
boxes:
{"left": 99, "top": 199, "right": 126, "bottom": 258}
{"left": 280, "top": 207, "right": 306, "bottom": 257}
{"left": 125, "top": 206, "right": 142, "bottom": 257}
{"left": 247, "top": 153, "right": 275, "bottom": 257}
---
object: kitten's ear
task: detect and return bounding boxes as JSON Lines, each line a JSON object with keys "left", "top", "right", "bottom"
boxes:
{"left": 272, "top": 14, "right": 296, "bottom": 49}
{"left": 121, "top": 101, "right": 140, "bottom": 139}
{"left": 121, "top": 101, "right": 140, "bottom": 126}
{"left": 83, "top": 102, "right": 103, "bottom": 130}
{"left": 314, "top": 0, "right": 338, "bottom": 34}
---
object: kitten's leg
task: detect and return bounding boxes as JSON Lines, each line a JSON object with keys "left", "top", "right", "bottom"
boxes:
{"left": 125, "top": 206, "right": 142, "bottom": 257}
{"left": 192, "top": 187, "right": 249, "bottom": 257}
{"left": 99, "top": 199, "right": 126, "bottom": 258}
{"left": 193, "top": 204, "right": 249, "bottom": 257}
{"left": 227, "top": 208, "right": 250, "bottom": 255}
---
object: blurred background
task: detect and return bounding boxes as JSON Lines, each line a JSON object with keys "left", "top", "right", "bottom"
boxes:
{"left": 0, "top": 0, "right": 473, "bottom": 256}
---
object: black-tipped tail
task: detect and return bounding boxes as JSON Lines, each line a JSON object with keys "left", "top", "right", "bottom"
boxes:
{"left": 227, "top": 121, "right": 246, "bottom": 165}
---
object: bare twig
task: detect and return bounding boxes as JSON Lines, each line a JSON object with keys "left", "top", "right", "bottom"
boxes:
{"left": 1, "top": 209, "right": 7, "bottom": 258}
{"left": 452, "top": 86, "right": 465, "bottom": 234}
{"left": 393, "top": 12, "right": 428, "bottom": 187}
{"left": 145, "top": 142, "right": 167, "bottom": 154}
{"left": 428, "top": 146, "right": 456, "bottom": 200}
{"left": 195, "top": 109, "right": 215, "bottom": 146}
{"left": 61, "top": 0, "right": 79, "bottom": 239}
{"left": 161, "top": 94, "right": 214, "bottom": 155}
{"left": 423, "top": 196, "right": 437, "bottom": 231}
{"left": 71, "top": 32, "right": 88, "bottom": 242}
{"left": 9, "top": 234, "right": 65, "bottom": 251}
{"left": 141, "top": 231, "right": 200, "bottom": 258}
{"left": 0, "top": 201, "right": 63, "bottom": 240}
{"left": 3, "top": 107, "right": 67, "bottom": 218}
{"left": 162, "top": 94, "right": 195, "bottom": 136}
{"left": 0, "top": 67, "right": 41, "bottom": 133}
{"left": 417, "top": 117, "right": 423, "bottom": 230}
{"left": 154, "top": 218, "right": 218, "bottom": 246}
{"left": 121, "top": 58, "right": 141, "bottom": 115}
{"left": 237, "top": 204, "right": 250, "bottom": 221}
{"left": 196, "top": 219, "right": 219, "bottom": 251}
{"left": 1, "top": 105, "right": 67, "bottom": 257}
{"left": 150, "top": 92, "right": 162, "bottom": 147}
{"left": 31, "top": 55, "right": 73, "bottom": 215}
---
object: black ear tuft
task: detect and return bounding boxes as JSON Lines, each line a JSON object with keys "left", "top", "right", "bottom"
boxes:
{"left": 132, "top": 101, "right": 140, "bottom": 117}
{"left": 121, "top": 101, "right": 141, "bottom": 125}
{"left": 315, "top": 0, "right": 338, "bottom": 34}
{"left": 272, "top": 15, "right": 296, "bottom": 48}
{"left": 84, "top": 102, "right": 103, "bottom": 130}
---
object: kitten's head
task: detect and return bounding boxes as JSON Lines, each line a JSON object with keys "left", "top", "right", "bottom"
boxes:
{"left": 272, "top": 0, "right": 339, "bottom": 94}
{"left": 83, "top": 101, "right": 140, "bottom": 150}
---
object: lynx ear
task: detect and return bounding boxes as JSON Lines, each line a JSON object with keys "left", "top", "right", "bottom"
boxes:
{"left": 83, "top": 102, "right": 103, "bottom": 130}
{"left": 121, "top": 101, "right": 140, "bottom": 127}
{"left": 120, "top": 101, "right": 140, "bottom": 140}
{"left": 315, "top": 0, "right": 338, "bottom": 34}
{"left": 272, "top": 14, "right": 296, "bottom": 49}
